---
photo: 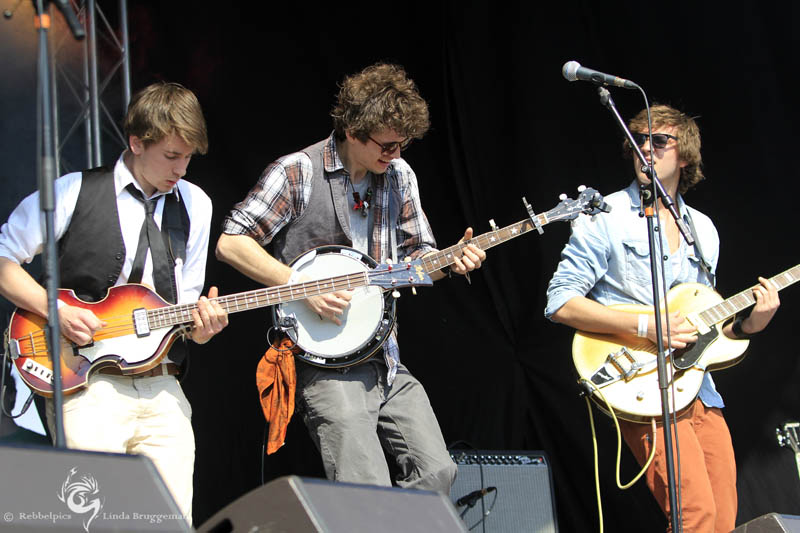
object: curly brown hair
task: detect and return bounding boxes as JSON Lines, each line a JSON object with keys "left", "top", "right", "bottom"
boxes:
{"left": 331, "top": 63, "right": 430, "bottom": 142}
{"left": 124, "top": 82, "right": 208, "bottom": 154}
{"left": 626, "top": 104, "right": 704, "bottom": 194}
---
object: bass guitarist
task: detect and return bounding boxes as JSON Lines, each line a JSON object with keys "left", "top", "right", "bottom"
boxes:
{"left": 0, "top": 82, "right": 228, "bottom": 523}
{"left": 544, "top": 104, "right": 779, "bottom": 532}
{"left": 216, "top": 63, "right": 485, "bottom": 494}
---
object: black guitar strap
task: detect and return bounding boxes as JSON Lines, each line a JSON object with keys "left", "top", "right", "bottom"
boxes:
{"left": 682, "top": 209, "right": 715, "bottom": 287}
{"left": 159, "top": 189, "right": 190, "bottom": 366}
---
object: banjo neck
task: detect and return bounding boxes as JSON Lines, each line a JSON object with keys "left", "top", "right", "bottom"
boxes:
{"left": 419, "top": 217, "right": 541, "bottom": 275}
{"left": 418, "top": 186, "right": 610, "bottom": 274}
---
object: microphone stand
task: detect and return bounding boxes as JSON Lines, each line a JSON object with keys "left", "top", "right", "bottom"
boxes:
{"left": 596, "top": 86, "right": 692, "bottom": 532}
{"left": 30, "top": 0, "right": 85, "bottom": 448}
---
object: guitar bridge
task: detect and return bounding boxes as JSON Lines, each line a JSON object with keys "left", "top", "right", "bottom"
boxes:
{"left": 608, "top": 347, "right": 641, "bottom": 381}
{"left": 7, "top": 338, "right": 20, "bottom": 360}
{"left": 589, "top": 347, "right": 643, "bottom": 387}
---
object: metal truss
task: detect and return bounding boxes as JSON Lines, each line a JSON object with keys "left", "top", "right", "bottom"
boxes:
{"left": 51, "top": 0, "right": 130, "bottom": 174}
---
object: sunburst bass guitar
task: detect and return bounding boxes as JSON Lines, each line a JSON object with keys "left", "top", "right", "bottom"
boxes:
{"left": 573, "top": 264, "right": 799, "bottom": 422}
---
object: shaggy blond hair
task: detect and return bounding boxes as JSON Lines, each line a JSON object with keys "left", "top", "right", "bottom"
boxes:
{"left": 124, "top": 82, "right": 208, "bottom": 154}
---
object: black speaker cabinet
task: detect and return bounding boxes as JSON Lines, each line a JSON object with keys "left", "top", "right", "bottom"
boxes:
{"left": 197, "top": 475, "right": 467, "bottom": 532}
{"left": 449, "top": 450, "right": 558, "bottom": 533}
{"left": 0, "top": 443, "right": 190, "bottom": 531}
{"left": 733, "top": 513, "right": 800, "bottom": 532}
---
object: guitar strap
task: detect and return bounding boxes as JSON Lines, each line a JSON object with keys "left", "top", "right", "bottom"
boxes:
{"left": 387, "top": 174, "right": 399, "bottom": 263}
{"left": 682, "top": 209, "right": 715, "bottom": 286}
{"left": 161, "top": 188, "right": 191, "bottom": 281}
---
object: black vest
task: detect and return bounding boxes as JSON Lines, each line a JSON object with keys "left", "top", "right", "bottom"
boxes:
{"left": 58, "top": 167, "right": 126, "bottom": 302}
{"left": 58, "top": 167, "right": 190, "bottom": 303}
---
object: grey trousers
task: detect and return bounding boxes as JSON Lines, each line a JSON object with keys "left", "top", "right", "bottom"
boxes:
{"left": 295, "top": 357, "right": 457, "bottom": 494}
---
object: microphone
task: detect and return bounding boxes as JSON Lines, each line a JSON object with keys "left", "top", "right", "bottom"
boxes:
{"left": 456, "top": 486, "right": 497, "bottom": 507}
{"left": 562, "top": 61, "right": 639, "bottom": 90}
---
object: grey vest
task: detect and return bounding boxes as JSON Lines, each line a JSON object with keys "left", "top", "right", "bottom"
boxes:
{"left": 269, "top": 139, "right": 352, "bottom": 264}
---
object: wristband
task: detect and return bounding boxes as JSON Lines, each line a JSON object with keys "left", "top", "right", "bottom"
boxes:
{"left": 637, "top": 314, "right": 649, "bottom": 338}
{"left": 731, "top": 316, "right": 755, "bottom": 339}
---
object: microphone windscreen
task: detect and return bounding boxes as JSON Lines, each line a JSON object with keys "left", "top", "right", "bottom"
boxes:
{"left": 562, "top": 61, "right": 581, "bottom": 81}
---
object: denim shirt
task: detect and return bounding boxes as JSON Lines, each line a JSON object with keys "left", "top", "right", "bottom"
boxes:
{"left": 545, "top": 180, "right": 724, "bottom": 407}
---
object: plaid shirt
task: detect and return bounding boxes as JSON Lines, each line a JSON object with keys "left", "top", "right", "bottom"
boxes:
{"left": 222, "top": 132, "right": 437, "bottom": 262}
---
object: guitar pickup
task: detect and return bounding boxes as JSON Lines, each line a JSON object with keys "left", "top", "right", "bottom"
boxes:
{"left": 132, "top": 308, "right": 151, "bottom": 337}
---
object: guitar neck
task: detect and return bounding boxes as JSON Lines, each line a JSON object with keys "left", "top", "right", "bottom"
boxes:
{"left": 419, "top": 216, "right": 544, "bottom": 274}
{"left": 697, "top": 264, "right": 800, "bottom": 326}
{"left": 146, "top": 272, "right": 371, "bottom": 330}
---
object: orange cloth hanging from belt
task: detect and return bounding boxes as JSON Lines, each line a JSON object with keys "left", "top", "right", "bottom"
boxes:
{"left": 255, "top": 337, "right": 298, "bottom": 454}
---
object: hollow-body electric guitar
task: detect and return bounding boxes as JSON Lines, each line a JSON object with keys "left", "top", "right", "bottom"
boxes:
{"left": 573, "top": 264, "right": 800, "bottom": 422}
{"left": 7, "top": 260, "right": 434, "bottom": 396}
{"left": 277, "top": 186, "right": 610, "bottom": 368}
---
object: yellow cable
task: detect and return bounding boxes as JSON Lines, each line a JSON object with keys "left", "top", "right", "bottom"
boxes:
{"left": 582, "top": 379, "right": 658, "bottom": 533}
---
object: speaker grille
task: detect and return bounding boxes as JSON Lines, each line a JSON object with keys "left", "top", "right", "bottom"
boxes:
{"left": 449, "top": 450, "right": 558, "bottom": 533}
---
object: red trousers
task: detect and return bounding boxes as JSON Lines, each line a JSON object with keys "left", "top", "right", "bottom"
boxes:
{"left": 620, "top": 399, "right": 737, "bottom": 533}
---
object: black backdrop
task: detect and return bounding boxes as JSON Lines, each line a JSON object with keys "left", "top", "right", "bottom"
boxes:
{"left": 1, "top": 1, "right": 799, "bottom": 531}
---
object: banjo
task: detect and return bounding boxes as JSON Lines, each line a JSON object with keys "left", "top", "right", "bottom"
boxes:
{"left": 275, "top": 186, "right": 610, "bottom": 368}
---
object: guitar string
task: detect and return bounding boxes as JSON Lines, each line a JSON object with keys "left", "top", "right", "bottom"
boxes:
{"left": 699, "top": 267, "right": 799, "bottom": 326}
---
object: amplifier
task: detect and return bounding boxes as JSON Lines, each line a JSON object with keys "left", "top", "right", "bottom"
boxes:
{"left": 449, "top": 450, "right": 558, "bottom": 533}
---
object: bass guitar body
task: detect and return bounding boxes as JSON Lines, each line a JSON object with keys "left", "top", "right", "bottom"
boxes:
{"left": 7, "top": 285, "right": 181, "bottom": 397}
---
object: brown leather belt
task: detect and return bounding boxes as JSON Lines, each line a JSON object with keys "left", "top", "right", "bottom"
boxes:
{"left": 98, "top": 363, "right": 180, "bottom": 378}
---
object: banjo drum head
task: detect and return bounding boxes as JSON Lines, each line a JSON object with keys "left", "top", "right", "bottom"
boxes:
{"left": 276, "top": 247, "right": 385, "bottom": 360}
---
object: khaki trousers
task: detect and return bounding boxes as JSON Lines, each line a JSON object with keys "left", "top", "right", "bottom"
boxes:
{"left": 46, "top": 373, "right": 194, "bottom": 524}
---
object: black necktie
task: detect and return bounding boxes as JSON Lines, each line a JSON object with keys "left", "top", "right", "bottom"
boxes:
{"left": 126, "top": 184, "right": 177, "bottom": 303}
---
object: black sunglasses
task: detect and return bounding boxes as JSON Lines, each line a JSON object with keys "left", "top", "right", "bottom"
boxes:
{"left": 368, "top": 136, "right": 413, "bottom": 154}
{"left": 631, "top": 132, "right": 678, "bottom": 150}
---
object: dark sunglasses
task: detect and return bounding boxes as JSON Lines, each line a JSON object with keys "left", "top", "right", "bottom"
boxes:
{"left": 368, "top": 136, "right": 413, "bottom": 154}
{"left": 631, "top": 132, "right": 678, "bottom": 149}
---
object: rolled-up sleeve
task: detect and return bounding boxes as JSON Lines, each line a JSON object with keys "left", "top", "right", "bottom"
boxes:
{"left": 221, "top": 153, "right": 312, "bottom": 246}
{"left": 544, "top": 214, "right": 610, "bottom": 319}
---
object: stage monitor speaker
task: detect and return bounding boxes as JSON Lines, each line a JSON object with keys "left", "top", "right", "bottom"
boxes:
{"left": 0, "top": 443, "right": 190, "bottom": 531}
{"left": 449, "top": 450, "right": 558, "bottom": 533}
{"left": 733, "top": 512, "right": 800, "bottom": 532}
{"left": 197, "top": 475, "right": 467, "bottom": 533}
